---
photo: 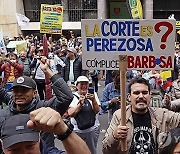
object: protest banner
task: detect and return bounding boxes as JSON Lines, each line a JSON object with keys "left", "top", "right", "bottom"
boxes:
{"left": 176, "top": 21, "right": 180, "bottom": 29}
{"left": 7, "top": 40, "right": 27, "bottom": 54}
{"left": 127, "top": 0, "right": 143, "bottom": 19}
{"left": 0, "top": 30, "right": 7, "bottom": 54}
{"left": 40, "top": 4, "right": 63, "bottom": 34}
{"left": 16, "top": 41, "right": 27, "bottom": 54}
{"left": 81, "top": 19, "right": 176, "bottom": 70}
{"left": 16, "top": 13, "right": 30, "bottom": 27}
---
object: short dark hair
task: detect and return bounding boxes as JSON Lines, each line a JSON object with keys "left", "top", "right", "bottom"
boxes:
{"left": 128, "top": 77, "right": 150, "bottom": 93}
{"left": 8, "top": 53, "right": 18, "bottom": 59}
{"left": 112, "top": 70, "right": 120, "bottom": 79}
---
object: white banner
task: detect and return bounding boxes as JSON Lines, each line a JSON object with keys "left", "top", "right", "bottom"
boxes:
{"left": 0, "top": 30, "right": 7, "bottom": 54}
{"left": 81, "top": 19, "right": 176, "bottom": 70}
{"left": 16, "top": 13, "right": 30, "bottom": 27}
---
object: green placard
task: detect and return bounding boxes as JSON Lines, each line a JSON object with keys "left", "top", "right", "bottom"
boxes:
{"left": 129, "top": 0, "right": 137, "bottom": 8}
{"left": 176, "top": 21, "right": 180, "bottom": 29}
{"left": 110, "top": 2, "right": 131, "bottom": 19}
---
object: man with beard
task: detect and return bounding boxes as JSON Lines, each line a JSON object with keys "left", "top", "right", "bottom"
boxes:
{"left": 102, "top": 77, "right": 180, "bottom": 154}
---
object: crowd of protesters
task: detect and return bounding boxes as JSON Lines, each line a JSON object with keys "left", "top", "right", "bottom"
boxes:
{"left": 0, "top": 32, "right": 179, "bottom": 154}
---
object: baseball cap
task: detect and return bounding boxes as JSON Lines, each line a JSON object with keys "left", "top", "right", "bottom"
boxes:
{"left": 75, "top": 76, "right": 89, "bottom": 85}
{"left": 67, "top": 47, "right": 77, "bottom": 54}
{"left": 1, "top": 114, "right": 39, "bottom": 149}
{"left": 10, "top": 76, "right": 37, "bottom": 90}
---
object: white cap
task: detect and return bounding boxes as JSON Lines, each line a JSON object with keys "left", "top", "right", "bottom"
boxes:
{"left": 67, "top": 47, "right": 77, "bottom": 54}
{"left": 75, "top": 76, "right": 89, "bottom": 85}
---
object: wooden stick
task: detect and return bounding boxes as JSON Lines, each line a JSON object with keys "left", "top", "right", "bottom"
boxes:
{"left": 119, "top": 55, "right": 128, "bottom": 151}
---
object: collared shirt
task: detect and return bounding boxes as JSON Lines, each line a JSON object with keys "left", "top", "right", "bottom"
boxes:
{"left": 100, "top": 82, "right": 128, "bottom": 121}
{"left": 100, "top": 82, "right": 121, "bottom": 111}
{"left": 68, "top": 59, "right": 75, "bottom": 83}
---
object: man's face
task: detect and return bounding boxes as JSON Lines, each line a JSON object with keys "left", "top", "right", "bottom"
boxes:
{"left": 20, "top": 52, "right": 27, "bottom": 60}
{"left": 30, "top": 45, "right": 35, "bottom": 52}
{"left": 129, "top": 83, "right": 150, "bottom": 114}
{"left": 12, "top": 87, "right": 37, "bottom": 110}
{"left": 38, "top": 50, "right": 43, "bottom": 56}
{"left": 173, "top": 142, "right": 180, "bottom": 154}
{"left": 3, "top": 141, "right": 40, "bottom": 154}
{"left": 67, "top": 51, "right": 74, "bottom": 58}
{"left": 77, "top": 82, "right": 89, "bottom": 95}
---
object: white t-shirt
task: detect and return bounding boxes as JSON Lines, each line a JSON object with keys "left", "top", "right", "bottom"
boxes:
{"left": 69, "top": 91, "right": 100, "bottom": 133}
{"left": 68, "top": 59, "right": 75, "bottom": 83}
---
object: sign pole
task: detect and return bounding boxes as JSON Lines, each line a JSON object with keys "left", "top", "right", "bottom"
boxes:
{"left": 119, "top": 55, "right": 128, "bottom": 151}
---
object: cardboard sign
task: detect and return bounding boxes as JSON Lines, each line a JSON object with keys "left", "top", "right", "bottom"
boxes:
{"left": 40, "top": 4, "right": 63, "bottom": 34}
{"left": 81, "top": 19, "right": 176, "bottom": 70}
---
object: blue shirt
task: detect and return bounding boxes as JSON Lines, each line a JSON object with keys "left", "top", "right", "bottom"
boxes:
{"left": 100, "top": 82, "right": 129, "bottom": 116}
{"left": 41, "top": 139, "right": 65, "bottom": 154}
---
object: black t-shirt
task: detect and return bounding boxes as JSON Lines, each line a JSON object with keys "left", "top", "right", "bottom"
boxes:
{"left": 129, "top": 111, "right": 156, "bottom": 154}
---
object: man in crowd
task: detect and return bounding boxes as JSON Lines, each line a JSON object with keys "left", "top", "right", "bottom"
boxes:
{"left": 101, "top": 71, "right": 129, "bottom": 122}
{"left": 102, "top": 77, "right": 180, "bottom": 154}
{"left": 0, "top": 56, "right": 73, "bottom": 148}
{"left": 18, "top": 51, "right": 32, "bottom": 76}
{"left": 61, "top": 47, "right": 86, "bottom": 85}
{"left": 1, "top": 107, "right": 91, "bottom": 154}
{"left": 30, "top": 47, "right": 46, "bottom": 100}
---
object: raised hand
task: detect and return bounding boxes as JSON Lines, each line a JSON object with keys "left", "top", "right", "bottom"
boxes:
{"left": 27, "top": 107, "right": 67, "bottom": 135}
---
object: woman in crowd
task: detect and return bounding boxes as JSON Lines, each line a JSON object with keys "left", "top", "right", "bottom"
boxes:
{"left": 68, "top": 76, "right": 100, "bottom": 154}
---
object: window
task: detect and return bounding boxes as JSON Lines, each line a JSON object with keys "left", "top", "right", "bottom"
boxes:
{"left": 153, "top": 0, "right": 180, "bottom": 20}
{"left": 23, "top": 0, "right": 97, "bottom": 22}
{"left": 23, "top": 0, "right": 62, "bottom": 21}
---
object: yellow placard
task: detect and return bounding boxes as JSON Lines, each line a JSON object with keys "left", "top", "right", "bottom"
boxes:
{"left": 129, "top": 0, "right": 143, "bottom": 19}
{"left": 176, "top": 21, "right": 180, "bottom": 29}
{"left": 40, "top": 4, "right": 63, "bottom": 34}
{"left": 177, "top": 30, "right": 180, "bottom": 34}
{"left": 16, "top": 41, "right": 27, "bottom": 54}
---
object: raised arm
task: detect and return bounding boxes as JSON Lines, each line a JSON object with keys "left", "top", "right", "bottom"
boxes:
{"left": 0, "top": 86, "right": 12, "bottom": 105}
{"left": 39, "top": 57, "right": 73, "bottom": 115}
{"left": 27, "top": 107, "right": 91, "bottom": 154}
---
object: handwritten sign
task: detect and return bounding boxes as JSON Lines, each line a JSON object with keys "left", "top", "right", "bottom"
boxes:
{"left": 40, "top": 4, "right": 63, "bottom": 34}
{"left": 81, "top": 19, "right": 176, "bottom": 70}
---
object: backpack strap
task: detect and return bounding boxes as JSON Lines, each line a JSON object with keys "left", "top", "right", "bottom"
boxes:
{"left": 32, "top": 62, "right": 40, "bottom": 79}
{"left": 73, "top": 94, "right": 79, "bottom": 100}
{"left": 73, "top": 94, "right": 91, "bottom": 106}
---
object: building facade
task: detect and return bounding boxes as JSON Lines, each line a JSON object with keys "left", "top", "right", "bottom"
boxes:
{"left": 0, "top": 0, "right": 180, "bottom": 38}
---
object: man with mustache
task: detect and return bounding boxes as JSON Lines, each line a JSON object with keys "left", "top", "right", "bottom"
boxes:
{"left": 0, "top": 56, "right": 73, "bottom": 149}
{"left": 102, "top": 77, "right": 180, "bottom": 154}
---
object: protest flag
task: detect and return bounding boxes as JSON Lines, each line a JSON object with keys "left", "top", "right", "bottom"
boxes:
{"left": 43, "top": 34, "right": 52, "bottom": 100}
{"left": 16, "top": 13, "right": 30, "bottom": 27}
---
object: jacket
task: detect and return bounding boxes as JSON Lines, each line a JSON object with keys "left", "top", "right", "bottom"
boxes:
{"left": 18, "top": 58, "right": 32, "bottom": 76}
{"left": 0, "top": 62, "right": 24, "bottom": 84}
{"left": 61, "top": 56, "right": 85, "bottom": 82}
{"left": 102, "top": 105, "right": 180, "bottom": 154}
{"left": 170, "top": 79, "right": 180, "bottom": 100}
{"left": 162, "top": 98, "right": 180, "bottom": 112}
{"left": 0, "top": 74, "right": 73, "bottom": 147}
